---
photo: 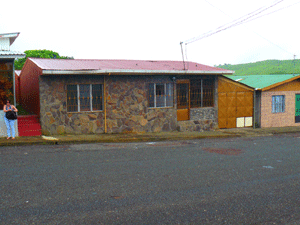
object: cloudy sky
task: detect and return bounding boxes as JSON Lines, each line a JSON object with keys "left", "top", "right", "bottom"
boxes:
{"left": 1, "top": 0, "right": 300, "bottom": 66}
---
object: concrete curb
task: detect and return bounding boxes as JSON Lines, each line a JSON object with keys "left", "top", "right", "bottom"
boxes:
{"left": 0, "top": 133, "right": 240, "bottom": 147}
{"left": 1, "top": 127, "right": 300, "bottom": 147}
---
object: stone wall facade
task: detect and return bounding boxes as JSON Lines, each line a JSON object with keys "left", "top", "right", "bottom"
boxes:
{"left": 39, "top": 75, "right": 105, "bottom": 135}
{"left": 177, "top": 107, "right": 217, "bottom": 132}
{"left": 39, "top": 75, "right": 219, "bottom": 135}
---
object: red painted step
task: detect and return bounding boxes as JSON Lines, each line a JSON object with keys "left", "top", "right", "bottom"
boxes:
{"left": 18, "top": 115, "right": 42, "bottom": 136}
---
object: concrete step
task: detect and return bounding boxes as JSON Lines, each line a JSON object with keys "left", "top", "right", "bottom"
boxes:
{"left": 18, "top": 115, "right": 42, "bottom": 137}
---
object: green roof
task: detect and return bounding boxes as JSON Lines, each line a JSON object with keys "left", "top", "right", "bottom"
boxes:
{"left": 225, "top": 74, "right": 300, "bottom": 90}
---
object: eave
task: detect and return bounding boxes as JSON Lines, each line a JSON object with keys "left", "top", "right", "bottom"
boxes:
{"left": 42, "top": 69, "right": 234, "bottom": 76}
{"left": 261, "top": 75, "right": 300, "bottom": 91}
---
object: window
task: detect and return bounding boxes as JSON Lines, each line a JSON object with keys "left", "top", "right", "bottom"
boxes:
{"left": 190, "top": 78, "right": 214, "bottom": 108}
{"left": 67, "top": 84, "right": 103, "bottom": 112}
{"left": 149, "top": 83, "right": 173, "bottom": 108}
{"left": 272, "top": 95, "right": 285, "bottom": 113}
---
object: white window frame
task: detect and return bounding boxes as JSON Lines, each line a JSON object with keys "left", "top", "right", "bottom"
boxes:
{"left": 67, "top": 84, "right": 103, "bottom": 112}
{"left": 149, "top": 83, "right": 173, "bottom": 108}
{"left": 272, "top": 95, "right": 285, "bottom": 113}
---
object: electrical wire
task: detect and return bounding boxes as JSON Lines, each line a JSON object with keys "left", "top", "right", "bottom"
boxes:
{"left": 184, "top": 0, "right": 285, "bottom": 44}
{"left": 201, "top": 0, "right": 300, "bottom": 55}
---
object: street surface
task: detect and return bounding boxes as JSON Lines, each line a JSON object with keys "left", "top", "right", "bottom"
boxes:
{"left": 1, "top": 133, "right": 300, "bottom": 224}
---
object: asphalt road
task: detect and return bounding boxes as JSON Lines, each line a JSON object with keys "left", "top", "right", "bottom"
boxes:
{"left": 1, "top": 133, "right": 300, "bottom": 224}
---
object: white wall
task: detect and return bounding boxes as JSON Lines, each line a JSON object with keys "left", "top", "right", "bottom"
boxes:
{"left": 0, "top": 38, "right": 10, "bottom": 51}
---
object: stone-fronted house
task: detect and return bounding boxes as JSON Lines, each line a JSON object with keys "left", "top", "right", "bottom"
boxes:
{"left": 227, "top": 74, "right": 300, "bottom": 128}
{"left": 19, "top": 58, "right": 237, "bottom": 135}
{"left": 0, "top": 33, "right": 25, "bottom": 137}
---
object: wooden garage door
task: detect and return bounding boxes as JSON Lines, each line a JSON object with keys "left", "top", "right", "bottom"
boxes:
{"left": 218, "top": 77, "right": 254, "bottom": 129}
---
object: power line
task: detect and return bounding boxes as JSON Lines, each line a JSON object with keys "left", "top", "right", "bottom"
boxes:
{"left": 184, "top": 0, "right": 285, "bottom": 44}
{"left": 201, "top": 0, "right": 300, "bottom": 56}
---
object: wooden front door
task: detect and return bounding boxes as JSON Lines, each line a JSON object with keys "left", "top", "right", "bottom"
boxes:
{"left": 177, "top": 80, "right": 190, "bottom": 121}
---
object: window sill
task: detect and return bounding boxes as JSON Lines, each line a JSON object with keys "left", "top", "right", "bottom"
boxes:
{"left": 67, "top": 110, "right": 104, "bottom": 114}
{"left": 148, "top": 107, "right": 174, "bottom": 110}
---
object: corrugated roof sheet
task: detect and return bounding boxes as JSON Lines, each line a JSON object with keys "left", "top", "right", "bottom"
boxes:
{"left": 226, "top": 74, "right": 300, "bottom": 90}
{"left": 0, "top": 50, "right": 25, "bottom": 58}
{"left": 29, "top": 58, "right": 232, "bottom": 73}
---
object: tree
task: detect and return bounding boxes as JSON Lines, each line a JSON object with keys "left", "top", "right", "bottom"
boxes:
{"left": 0, "top": 76, "right": 13, "bottom": 105}
{"left": 15, "top": 50, "right": 73, "bottom": 70}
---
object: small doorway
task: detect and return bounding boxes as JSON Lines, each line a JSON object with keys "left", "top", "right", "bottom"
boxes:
{"left": 177, "top": 80, "right": 190, "bottom": 121}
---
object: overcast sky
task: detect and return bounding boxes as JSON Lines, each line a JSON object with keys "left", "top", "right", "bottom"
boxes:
{"left": 1, "top": 0, "right": 300, "bottom": 66}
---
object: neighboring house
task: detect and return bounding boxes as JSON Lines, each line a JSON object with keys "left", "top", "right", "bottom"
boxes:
{"left": 15, "top": 70, "right": 21, "bottom": 104}
{"left": 218, "top": 76, "right": 254, "bottom": 129}
{"left": 0, "top": 33, "right": 25, "bottom": 137}
{"left": 227, "top": 74, "right": 300, "bottom": 128}
{"left": 20, "top": 58, "right": 241, "bottom": 135}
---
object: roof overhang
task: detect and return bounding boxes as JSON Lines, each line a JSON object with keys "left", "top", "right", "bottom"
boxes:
{"left": 0, "top": 32, "right": 20, "bottom": 46}
{"left": 262, "top": 75, "right": 300, "bottom": 91}
{"left": 219, "top": 75, "right": 254, "bottom": 91}
{"left": 0, "top": 54, "right": 26, "bottom": 59}
{"left": 0, "top": 50, "right": 26, "bottom": 59}
{"left": 42, "top": 69, "right": 234, "bottom": 75}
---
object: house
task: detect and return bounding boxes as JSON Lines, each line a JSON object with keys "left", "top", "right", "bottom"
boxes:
{"left": 0, "top": 32, "right": 25, "bottom": 137}
{"left": 19, "top": 58, "right": 256, "bottom": 135}
{"left": 218, "top": 76, "right": 254, "bottom": 129}
{"left": 226, "top": 74, "right": 300, "bottom": 128}
{"left": 15, "top": 70, "right": 21, "bottom": 104}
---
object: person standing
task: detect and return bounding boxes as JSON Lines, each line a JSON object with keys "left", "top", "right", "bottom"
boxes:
{"left": 3, "top": 99, "right": 18, "bottom": 139}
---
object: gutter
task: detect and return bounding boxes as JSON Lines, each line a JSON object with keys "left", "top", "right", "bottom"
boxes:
{"left": 42, "top": 69, "right": 234, "bottom": 75}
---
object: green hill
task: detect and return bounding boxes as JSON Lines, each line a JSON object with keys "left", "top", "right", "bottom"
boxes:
{"left": 217, "top": 59, "right": 300, "bottom": 75}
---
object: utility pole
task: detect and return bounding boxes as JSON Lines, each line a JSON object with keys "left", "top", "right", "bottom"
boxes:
{"left": 180, "top": 42, "right": 186, "bottom": 70}
{"left": 294, "top": 54, "right": 296, "bottom": 67}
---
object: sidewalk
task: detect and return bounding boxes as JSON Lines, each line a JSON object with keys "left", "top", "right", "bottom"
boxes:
{"left": 1, "top": 126, "right": 300, "bottom": 147}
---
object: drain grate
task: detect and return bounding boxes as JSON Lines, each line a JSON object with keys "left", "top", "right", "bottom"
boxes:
{"left": 202, "top": 148, "right": 243, "bottom": 155}
{"left": 146, "top": 141, "right": 191, "bottom": 147}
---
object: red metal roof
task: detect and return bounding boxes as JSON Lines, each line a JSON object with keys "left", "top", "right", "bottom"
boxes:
{"left": 28, "top": 58, "right": 232, "bottom": 73}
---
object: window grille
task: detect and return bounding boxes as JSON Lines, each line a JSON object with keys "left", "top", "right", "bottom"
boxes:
{"left": 67, "top": 84, "right": 103, "bottom": 112}
{"left": 149, "top": 83, "right": 173, "bottom": 108}
{"left": 272, "top": 95, "right": 285, "bottom": 113}
{"left": 177, "top": 83, "right": 189, "bottom": 109}
{"left": 79, "top": 84, "right": 90, "bottom": 111}
{"left": 67, "top": 85, "right": 78, "bottom": 112}
{"left": 92, "top": 84, "right": 103, "bottom": 111}
{"left": 190, "top": 78, "right": 214, "bottom": 108}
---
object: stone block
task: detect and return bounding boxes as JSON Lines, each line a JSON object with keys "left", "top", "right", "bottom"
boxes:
{"left": 57, "top": 125, "right": 65, "bottom": 135}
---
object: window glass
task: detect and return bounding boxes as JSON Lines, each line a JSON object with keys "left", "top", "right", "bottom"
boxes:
{"left": 177, "top": 83, "right": 189, "bottom": 109}
{"left": 272, "top": 95, "right": 285, "bottom": 113}
{"left": 166, "top": 83, "right": 173, "bottom": 107}
{"left": 79, "top": 84, "right": 90, "bottom": 111}
{"left": 190, "top": 80, "right": 201, "bottom": 108}
{"left": 67, "top": 85, "right": 78, "bottom": 112}
{"left": 156, "top": 84, "right": 165, "bottom": 107}
{"left": 202, "top": 78, "right": 214, "bottom": 107}
{"left": 190, "top": 78, "right": 214, "bottom": 108}
{"left": 92, "top": 84, "right": 103, "bottom": 111}
{"left": 148, "top": 83, "right": 173, "bottom": 108}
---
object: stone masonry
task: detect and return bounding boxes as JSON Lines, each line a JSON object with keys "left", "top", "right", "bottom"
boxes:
{"left": 39, "top": 75, "right": 218, "bottom": 135}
